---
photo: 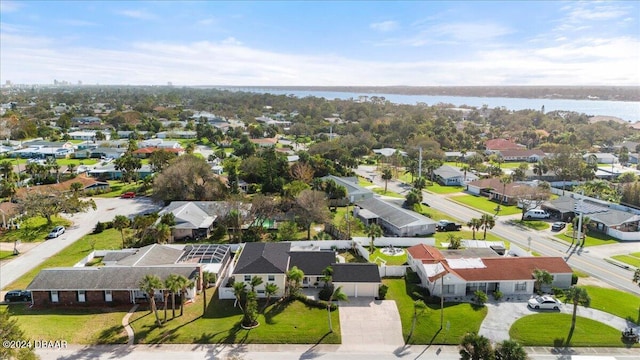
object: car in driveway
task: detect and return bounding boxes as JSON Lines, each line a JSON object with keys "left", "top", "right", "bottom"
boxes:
{"left": 436, "top": 220, "right": 462, "bottom": 232}
{"left": 551, "top": 222, "right": 566, "bottom": 231}
{"left": 528, "top": 295, "right": 562, "bottom": 310}
{"left": 46, "top": 225, "right": 65, "bottom": 239}
{"left": 4, "top": 290, "right": 32, "bottom": 302}
{"left": 120, "top": 192, "right": 136, "bottom": 198}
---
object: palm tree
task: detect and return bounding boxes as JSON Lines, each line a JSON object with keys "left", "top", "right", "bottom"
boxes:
{"left": 532, "top": 269, "right": 553, "bottom": 294}
{"left": 381, "top": 167, "right": 393, "bottom": 193}
{"left": 480, "top": 214, "right": 495, "bottom": 240}
{"left": 232, "top": 281, "right": 247, "bottom": 312}
{"left": 532, "top": 161, "right": 548, "bottom": 179}
{"left": 459, "top": 332, "right": 494, "bottom": 360}
{"left": 200, "top": 271, "right": 215, "bottom": 316}
{"left": 499, "top": 175, "right": 512, "bottom": 205}
{"left": 564, "top": 286, "right": 591, "bottom": 341}
{"left": 572, "top": 216, "right": 591, "bottom": 247}
{"left": 139, "top": 274, "right": 163, "bottom": 327}
{"left": 262, "top": 283, "right": 279, "bottom": 312}
{"left": 162, "top": 279, "right": 171, "bottom": 323}
{"left": 467, "top": 218, "right": 482, "bottom": 240}
{"left": 155, "top": 223, "right": 172, "bottom": 244}
{"left": 165, "top": 274, "right": 181, "bottom": 319}
{"left": 0, "top": 161, "right": 14, "bottom": 181}
{"left": 407, "top": 300, "right": 426, "bottom": 342}
{"left": 69, "top": 181, "right": 83, "bottom": 197}
{"left": 112, "top": 215, "right": 130, "bottom": 249}
{"left": 185, "top": 142, "right": 195, "bottom": 154}
{"left": 460, "top": 164, "right": 471, "bottom": 182}
{"left": 286, "top": 266, "right": 304, "bottom": 298}
{"left": 633, "top": 268, "right": 640, "bottom": 286}
{"left": 366, "top": 223, "right": 383, "bottom": 253}
{"left": 177, "top": 275, "right": 194, "bottom": 317}
{"left": 66, "top": 163, "right": 77, "bottom": 177}
{"left": 327, "top": 286, "right": 348, "bottom": 333}
{"left": 249, "top": 276, "right": 263, "bottom": 292}
{"left": 494, "top": 339, "right": 527, "bottom": 360}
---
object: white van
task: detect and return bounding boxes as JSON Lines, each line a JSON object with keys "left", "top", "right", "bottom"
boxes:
{"left": 524, "top": 209, "right": 550, "bottom": 219}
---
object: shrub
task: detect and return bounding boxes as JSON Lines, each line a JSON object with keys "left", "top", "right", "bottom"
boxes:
{"left": 571, "top": 273, "right": 579, "bottom": 285}
{"left": 552, "top": 287, "right": 564, "bottom": 297}
{"left": 474, "top": 290, "right": 488, "bottom": 305}
{"left": 93, "top": 221, "right": 106, "bottom": 234}
{"left": 318, "top": 286, "right": 333, "bottom": 301}
{"left": 492, "top": 290, "right": 503, "bottom": 301}
{"left": 292, "top": 293, "right": 337, "bottom": 311}
{"left": 378, "top": 284, "right": 389, "bottom": 300}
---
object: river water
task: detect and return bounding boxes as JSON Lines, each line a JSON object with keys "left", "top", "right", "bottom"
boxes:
{"left": 230, "top": 88, "right": 640, "bottom": 122}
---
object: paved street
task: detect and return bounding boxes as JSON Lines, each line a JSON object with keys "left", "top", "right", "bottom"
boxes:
{"left": 0, "top": 197, "right": 160, "bottom": 291}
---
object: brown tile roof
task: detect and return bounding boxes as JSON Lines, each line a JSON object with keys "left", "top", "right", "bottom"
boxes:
{"left": 0, "top": 201, "right": 19, "bottom": 218}
{"left": 407, "top": 244, "right": 445, "bottom": 263}
{"left": 485, "top": 138, "right": 523, "bottom": 151}
{"left": 465, "top": 178, "right": 532, "bottom": 197}
{"left": 498, "top": 149, "right": 546, "bottom": 157}
{"left": 249, "top": 138, "right": 278, "bottom": 145}
{"left": 15, "top": 175, "right": 109, "bottom": 197}
{"left": 133, "top": 147, "right": 183, "bottom": 154}
{"left": 452, "top": 257, "right": 572, "bottom": 281}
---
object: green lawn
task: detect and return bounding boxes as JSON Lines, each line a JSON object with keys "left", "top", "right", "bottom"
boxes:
{"left": 372, "top": 187, "right": 405, "bottom": 198}
{"left": 510, "top": 313, "right": 632, "bottom": 347}
{"left": 508, "top": 220, "right": 550, "bottom": 231}
{"left": 130, "top": 291, "right": 341, "bottom": 344}
{"left": 611, "top": 255, "right": 640, "bottom": 268}
{"left": 631, "top": 252, "right": 640, "bottom": 258}
{"left": 415, "top": 205, "right": 459, "bottom": 222}
{"left": 0, "top": 250, "right": 15, "bottom": 261}
{"left": 425, "top": 183, "right": 464, "bottom": 195}
{"left": 579, "top": 286, "right": 640, "bottom": 324}
{"left": 450, "top": 195, "right": 521, "bottom": 216}
{"left": 433, "top": 230, "right": 510, "bottom": 248}
{"left": 358, "top": 176, "right": 374, "bottom": 187}
{"left": 2, "top": 305, "right": 129, "bottom": 344}
{"left": 500, "top": 162, "right": 528, "bottom": 169}
{"left": 383, "top": 275, "right": 487, "bottom": 345}
{"left": 1, "top": 158, "right": 99, "bottom": 167}
{"left": 3, "top": 228, "right": 123, "bottom": 291}
{"left": 555, "top": 225, "right": 619, "bottom": 247}
{"left": 95, "top": 181, "right": 144, "bottom": 198}
{"left": 1, "top": 216, "right": 72, "bottom": 243}
{"left": 336, "top": 249, "right": 368, "bottom": 263}
{"left": 369, "top": 248, "right": 408, "bottom": 265}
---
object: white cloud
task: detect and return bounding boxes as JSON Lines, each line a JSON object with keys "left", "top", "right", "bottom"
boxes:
{"left": 0, "top": 1, "right": 22, "bottom": 13}
{"left": 370, "top": 20, "right": 398, "bottom": 32}
{"left": 116, "top": 9, "right": 156, "bottom": 20}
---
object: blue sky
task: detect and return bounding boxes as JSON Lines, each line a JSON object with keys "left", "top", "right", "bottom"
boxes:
{"left": 1, "top": 1, "right": 638, "bottom": 86}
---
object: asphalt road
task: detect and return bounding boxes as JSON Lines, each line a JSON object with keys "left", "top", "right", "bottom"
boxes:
{"left": 0, "top": 197, "right": 160, "bottom": 291}
{"left": 355, "top": 165, "right": 640, "bottom": 296}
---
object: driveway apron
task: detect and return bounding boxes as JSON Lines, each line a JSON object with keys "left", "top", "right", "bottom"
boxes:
{"left": 337, "top": 298, "right": 405, "bottom": 351}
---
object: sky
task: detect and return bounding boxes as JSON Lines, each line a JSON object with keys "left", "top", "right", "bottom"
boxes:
{"left": 1, "top": 1, "right": 639, "bottom": 86}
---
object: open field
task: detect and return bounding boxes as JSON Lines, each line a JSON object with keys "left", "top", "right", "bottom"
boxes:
{"left": 449, "top": 195, "right": 522, "bottom": 216}
{"left": 554, "top": 225, "right": 619, "bottom": 247}
{"left": 1, "top": 216, "right": 72, "bottom": 243}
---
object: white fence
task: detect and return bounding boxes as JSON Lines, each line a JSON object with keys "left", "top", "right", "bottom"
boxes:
{"left": 218, "top": 287, "right": 237, "bottom": 300}
{"left": 352, "top": 237, "right": 435, "bottom": 247}
{"left": 287, "top": 240, "right": 353, "bottom": 250}
{"left": 74, "top": 251, "right": 96, "bottom": 267}
{"left": 608, "top": 228, "right": 640, "bottom": 241}
{"left": 354, "top": 241, "right": 370, "bottom": 261}
{"left": 379, "top": 265, "right": 408, "bottom": 277}
{"left": 509, "top": 243, "right": 532, "bottom": 257}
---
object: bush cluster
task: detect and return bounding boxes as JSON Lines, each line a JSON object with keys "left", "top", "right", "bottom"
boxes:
{"left": 93, "top": 221, "right": 114, "bottom": 234}
{"left": 291, "top": 293, "right": 337, "bottom": 311}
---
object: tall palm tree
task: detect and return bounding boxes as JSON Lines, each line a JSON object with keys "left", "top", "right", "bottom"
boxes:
{"left": 459, "top": 332, "right": 494, "bottom": 360}
{"left": 480, "top": 214, "right": 495, "bottom": 240}
{"left": 155, "top": 223, "right": 172, "bottom": 244}
{"left": 532, "top": 161, "right": 548, "bottom": 179}
{"left": 249, "top": 276, "right": 263, "bottom": 293}
{"left": 112, "top": 215, "right": 130, "bottom": 249}
{"left": 381, "top": 167, "right": 393, "bottom": 193}
{"left": 564, "top": 286, "right": 591, "bottom": 339}
{"left": 532, "top": 269, "right": 553, "bottom": 294}
{"left": 232, "top": 281, "right": 247, "bottom": 312}
{"left": 177, "top": 275, "right": 194, "bottom": 317}
{"left": 139, "top": 274, "right": 163, "bottom": 327}
{"left": 0, "top": 161, "right": 14, "bottom": 181}
{"left": 165, "top": 274, "right": 181, "bottom": 319}
{"left": 366, "top": 223, "right": 383, "bottom": 253}
{"left": 200, "top": 271, "right": 215, "bottom": 316}
{"left": 467, "top": 218, "right": 482, "bottom": 240}
{"left": 460, "top": 164, "right": 471, "bottom": 182}
{"left": 499, "top": 175, "right": 512, "bottom": 205}
{"left": 262, "top": 283, "right": 279, "bottom": 313}
{"left": 327, "top": 286, "right": 348, "bottom": 333}
{"left": 408, "top": 300, "right": 426, "bottom": 341}
{"left": 286, "top": 266, "right": 304, "bottom": 298}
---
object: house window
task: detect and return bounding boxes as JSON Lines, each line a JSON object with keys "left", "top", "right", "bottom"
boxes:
{"left": 51, "top": 291, "right": 59, "bottom": 303}
{"left": 244, "top": 275, "right": 251, "bottom": 282}
{"left": 257, "top": 290, "right": 265, "bottom": 295}
{"left": 268, "top": 275, "right": 275, "bottom": 282}
{"left": 105, "top": 290, "right": 113, "bottom": 302}
{"left": 515, "top": 282, "right": 527, "bottom": 291}
{"left": 443, "top": 285, "right": 455, "bottom": 294}
{"left": 78, "top": 290, "right": 86, "bottom": 302}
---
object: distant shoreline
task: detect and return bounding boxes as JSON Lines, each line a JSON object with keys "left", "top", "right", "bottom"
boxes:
{"left": 212, "top": 85, "right": 640, "bottom": 102}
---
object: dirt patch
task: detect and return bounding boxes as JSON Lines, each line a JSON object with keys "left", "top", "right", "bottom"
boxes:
{"left": 577, "top": 276, "right": 616, "bottom": 289}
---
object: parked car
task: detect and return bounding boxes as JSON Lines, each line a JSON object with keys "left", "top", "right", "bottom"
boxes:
{"left": 4, "top": 290, "right": 32, "bottom": 302}
{"left": 436, "top": 220, "right": 462, "bottom": 232}
{"left": 120, "top": 192, "right": 136, "bottom": 198}
{"left": 524, "top": 209, "right": 550, "bottom": 220}
{"left": 46, "top": 225, "right": 65, "bottom": 239}
{"left": 551, "top": 222, "right": 566, "bottom": 231}
{"left": 528, "top": 295, "right": 562, "bottom": 310}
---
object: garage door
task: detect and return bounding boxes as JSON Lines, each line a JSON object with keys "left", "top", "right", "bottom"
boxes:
{"left": 336, "top": 282, "right": 378, "bottom": 297}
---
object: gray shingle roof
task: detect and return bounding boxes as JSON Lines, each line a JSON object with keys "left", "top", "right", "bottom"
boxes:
{"left": 115, "top": 244, "right": 184, "bottom": 266}
{"left": 355, "top": 197, "right": 436, "bottom": 228}
{"left": 321, "top": 175, "right": 373, "bottom": 199}
{"left": 288, "top": 251, "right": 336, "bottom": 276}
{"left": 234, "top": 243, "right": 291, "bottom": 274}
{"left": 332, "top": 263, "right": 381, "bottom": 283}
{"left": 27, "top": 266, "right": 197, "bottom": 291}
{"left": 544, "top": 196, "right": 638, "bottom": 226}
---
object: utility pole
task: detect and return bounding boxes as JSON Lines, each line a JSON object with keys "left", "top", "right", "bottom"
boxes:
{"left": 418, "top": 146, "right": 423, "bottom": 179}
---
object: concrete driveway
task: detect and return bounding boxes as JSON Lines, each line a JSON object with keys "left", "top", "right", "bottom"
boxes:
{"left": 338, "top": 297, "right": 405, "bottom": 351}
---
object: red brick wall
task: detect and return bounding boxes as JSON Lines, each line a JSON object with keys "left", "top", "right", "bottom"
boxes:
{"left": 31, "top": 290, "right": 133, "bottom": 307}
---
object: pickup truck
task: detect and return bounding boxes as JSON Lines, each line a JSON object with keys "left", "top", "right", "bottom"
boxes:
{"left": 436, "top": 220, "right": 462, "bottom": 232}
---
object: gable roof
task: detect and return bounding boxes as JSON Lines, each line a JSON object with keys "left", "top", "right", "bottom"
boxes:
{"left": 484, "top": 139, "right": 523, "bottom": 151}
{"left": 114, "top": 244, "right": 185, "bottom": 266}
{"left": 407, "top": 244, "right": 445, "bottom": 263}
{"left": 497, "top": 149, "right": 546, "bottom": 158}
{"left": 15, "top": 174, "right": 109, "bottom": 198}
{"left": 433, "top": 165, "right": 478, "bottom": 181}
{"left": 321, "top": 175, "right": 373, "bottom": 199}
{"left": 466, "top": 178, "right": 533, "bottom": 197}
{"left": 543, "top": 196, "right": 638, "bottom": 226}
{"left": 355, "top": 197, "right": 436, "bottom": 228}
{"left": 288, "top": 251, "right": 336, "bottom": 276}
{"left": 234, "top": 242, "right": 291, "bottom": 274}
{"left": 452, "top": 257, "right": 572, "bottom": 281}
{"left": 332, "top": 263, "right": 381, "bottom": 283}
{"left": 160, "top": 202, "right": 216, "bottom": 230}
{"left": 27, "top": 266, "right": 197, "bottom": 291}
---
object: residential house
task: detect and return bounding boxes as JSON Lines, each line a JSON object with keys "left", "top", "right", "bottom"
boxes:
{"left": 86, "top": 147, "right": 127, "bottom": 159}
{"left": 497, "top": 149, "right": 546, "bottom": 162}
{"left": 230, "top": 242, "right": 380, "bottom": 298}
{"left": 372, "top": 148, "right": 407, "bottom": 158}
{"left": 433, "top": 165, "right": 478, "bottom": 186}
{"left": 140, "top": 139, "right": 183, "bottom": 150}
{"left": 484, "top": 139, "right": 524, "bottom": 154}
{"left": 255, "top": 116, "right": 292, "bottom": 127}
{"left": 133, "top": 147, "right": 183, "bottom": 159}
{"left": 354, "top": 197, "right": 436, "bottom": 236}
{"left": 249, "top": 137, "right": 278, "bottom": 148}
{"left": 88, "top": 163, "right": 153, "bottom": 180}
{"left": 116, "top": 131, "right": 151, "bottom": 139}
{"left": 0, "top": 201, "right": 20, "bottom": 229}
{"left": 11, "top": 141, "right": 74, "bottom": 159}
{"left": 156, "top": 131, "right": 197, "bottom": 139}
{"left": 68, "top": 130, "right": 111, "bottom": 141}
{"left": 542, "top": 196, "right": 640, "bottom": 241}
{"left": 407, "top": 244, "right": 573, "bottom": 297}
{"left": 321, "top": 175, "right": 374, "bottom": 202}
{"left": 466, "top": 178, "right": 535, "bottom": 206}
{"left": 72, "top": 117, "right": 101, "bottom": 126}
{"left": 15, "top": 175, "right": 110, "bottom": 198}
{"left": 444, "top": 151, "right": 477, "bottom": 162}
{"left": 25, "top": 243, "right": 232, "bottom": 307}
{"left": 583, "top": 153, "right": 618, "bottom": 164}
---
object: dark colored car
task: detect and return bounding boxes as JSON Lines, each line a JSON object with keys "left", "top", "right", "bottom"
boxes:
{"left": 551, "top": 222, "right": 566, "bottom": 231}
{"left": 4, "top": 290, "right": 32, "bottom": 302}
{"left": 436, "top": 220, "right": 462, "bottom": 232}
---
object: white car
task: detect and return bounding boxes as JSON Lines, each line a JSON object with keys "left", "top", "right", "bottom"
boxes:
{"left": 528, "top": 295, "right": 562, "bottom": 310}
{"left": 47, "top": 226, "right": 65, "bottom": 239}
{"left": 524, "top": 209, "right": 550, "bottom": 219}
